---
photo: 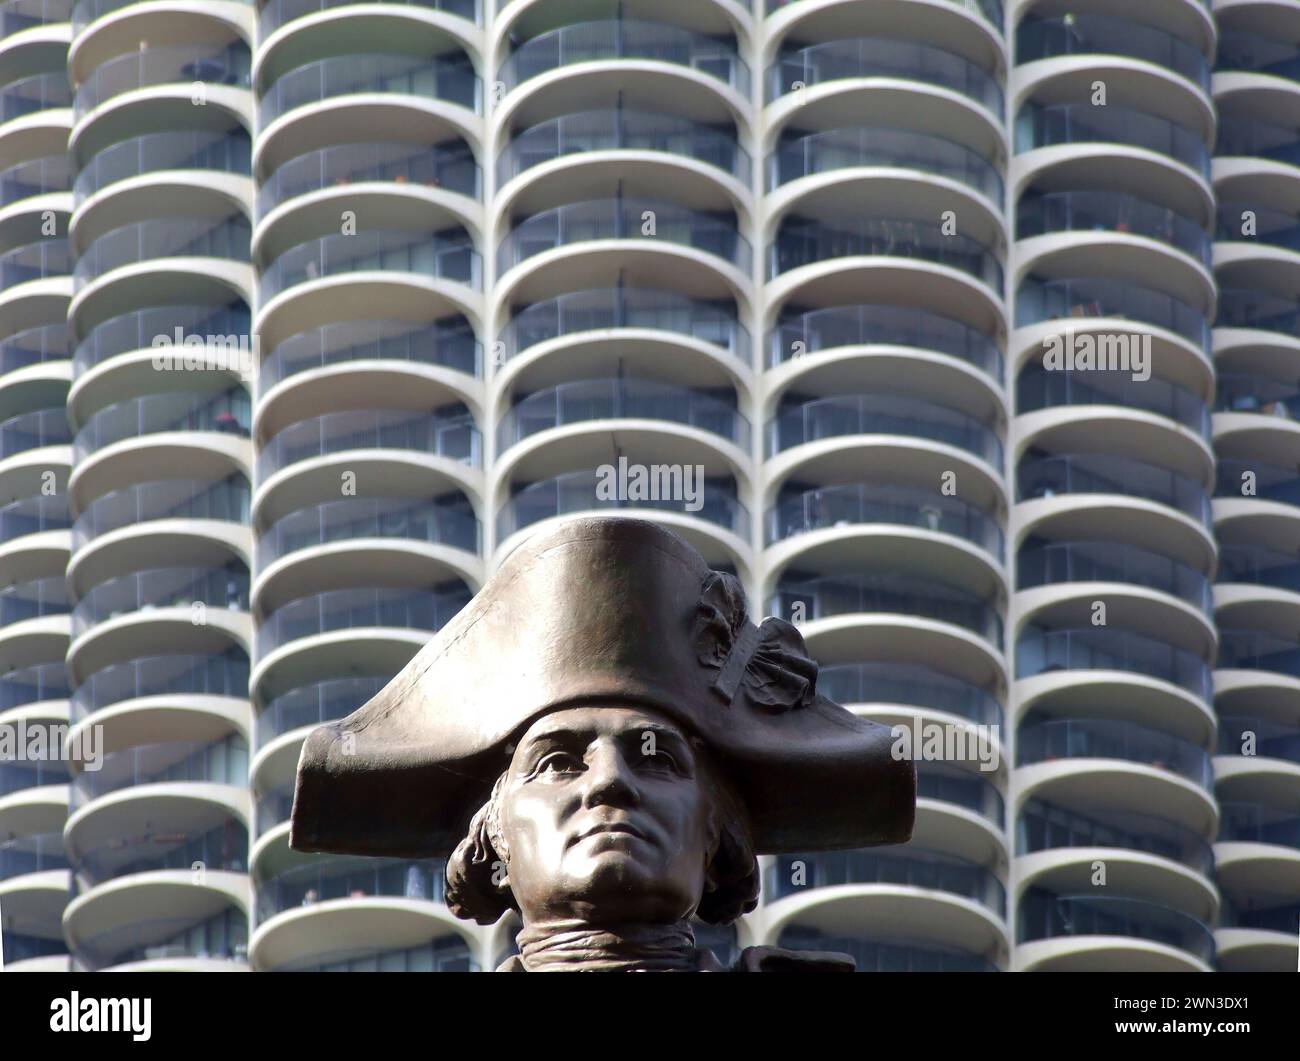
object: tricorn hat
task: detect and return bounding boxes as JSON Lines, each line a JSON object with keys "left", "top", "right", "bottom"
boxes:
{"left": 291, "top": 517, "right": 915, "bottom": 858}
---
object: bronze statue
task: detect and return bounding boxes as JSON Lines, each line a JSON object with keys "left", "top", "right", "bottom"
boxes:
{"left": 291, "top": 517, "right": 915, "bottom": 971}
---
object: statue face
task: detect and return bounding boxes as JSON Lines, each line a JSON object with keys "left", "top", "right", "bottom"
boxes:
{"left": 496, "top": 705, "right": 714, "bottom": 925}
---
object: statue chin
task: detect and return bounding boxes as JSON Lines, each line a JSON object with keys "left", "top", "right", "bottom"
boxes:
{"left": 547, "top": 854, "right": 692, "bottom": 924}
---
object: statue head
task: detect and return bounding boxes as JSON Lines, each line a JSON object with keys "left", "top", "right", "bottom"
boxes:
{"left": 290, "top": 517, "right": 915, "bottom": 958}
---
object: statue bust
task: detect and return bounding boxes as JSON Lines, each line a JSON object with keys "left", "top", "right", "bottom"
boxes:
{"left": 291, "top": 517, "right": 915, "bottom": 971}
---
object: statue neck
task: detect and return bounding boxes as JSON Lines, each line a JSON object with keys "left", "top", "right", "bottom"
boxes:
{"left": 514, "top": 918, "right": 699, "bottom": 972}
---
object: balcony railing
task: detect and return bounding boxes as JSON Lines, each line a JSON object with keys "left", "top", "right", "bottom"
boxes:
{"left": 74, "top": 44, "right": 251, "bottom": 119}
{"left": 0, "top": 70, "right": 73, "bottom": 121}
{"left": 767, "top": 126, "right": 1004, "bottom": 203}
{"left": 72, "top": 475, "right": 250, "bottom": 548}
{"left": 1217, "top": 287, "right": 1300, "bottom": 336}
{"left": 71, "top": 651, "right": 249, "bottom": 722}
{"left": 767, "top": 481, "right": 1005, "bottom": 559}
{"left": 73, "top": 216, "right": 250, "bottom": 289}
{"left": 1216, "top": 31, "right": 1300, "bottom": 82}
{"left": 1217, "top": 631, "right": 1300, "bottom": 682}
{"left": 497, "top": 469, "right": 749, "bottom": 540}
{"left": 1016, "top": 627, "right": 1213, "bottom": 703}
{"left": 771, "top": 573, "right": 1004, "bottom": 647}
{"left": 255, "top": 856, "right": 448, "bottom": 923}
{"left": 71, "top": 565, "right": 249, "bottom": 636}
{"left": 0, "top": 237, "right": 70, "bottom": 288}
{"left": 257, "top": 140, "right": 479, "bottom": 217}
{"left": 1017, "top": 366, "right": 1210, "bottom": 437}
{"left": 499, "top": 19, "right": 750, "bottom": 96}
{"left": 255, "top": 584, "right": 470, "bottom": 656}
{"left": 1218, "top": 801, "right": 1300, "bottom": 848}
{"left": 1017, "top": 539, "right": 1213, "bottom": 614}
{"left": 497, "top": 108, "right": 751, "bottom": 187}
{"left": 0, "top": 661, "right": 69, "bottom": 712}
{"left": 0, "top": 155, "right": 71, "bottom": 207}
{"left": 768, "top": 303, "right": 1003, "bottom": 378}
{"left": 917, "top": 762, "right": 1005, "bottom": 824}
{"left": 499, "top": 287, "right": 749, "bottom": 365}
{"left": 1018, "top": 453, "right": 1212, "bottom": 525}
{"left": 1215, "top": 116, "right": 1300, "bottom": 168}
{"left": 256, "top": 408, "right": 479, "bottom": 480}
{"left": 1016, "top": 12, "right": 1211, "bottom": 91}
{"left": 73, "top": 304, "right": 251, "bottom": 375}
{"left": 71, "top": 735, "right": 248, "bottom": 807}
{"left": 497, "top": 197, "right": 751, "bottom": 275}
{"left": 72, "top": 819, "right": 247, "bottom": 890}
{"left": 72, "top": 0, "right": 248, "bottom": 33}
{"left": 0, "top": 408, "right": 70, "bottom": 459}
{"left": 73, "top": 389, "right": 250, "bottom": 460}
{"left": 72, "top": 908, "right": 247, "bottom": 972}
{"left": 817, "top": 661, "right": 1002, "bottom": 727}
{"left": 2, "top": 0, "right": 73, "bottom": 35}
{"left": 1, "top": 323, "right": 69, "bottom": 373}
{"left": 0, "top": 494, "right": 69, "bottom": 545}
{"left": 258, "top": 230, "right": 480, "bottom": 302}
{"left": 498, "top": 378, "right": 750, "bottom": 452}
{"left": 75, "top": 131, "right": 251, "bottom": 204}
{"left": 1017, "top": 275, "right": 1210, "bottom": 352}
{"left": 1217, "top": 544, "right": 1300, "bottom": 594}
{"left": 1016, "top": 102, "right": 1210, "bottom": 178}
{"left": 1017, "top": 189, "right": 1211, "bottom": 268}
{"left": 255, "top": 494, "right": 479, "bottom": 569}
{"left": 1215, "top": 202, "right": 1300, "bottom": 254}
{"left": 1017, "top": 799, "right": 1214, "bottom": 873}
{"left": 1216, "top": 459, "right": 1300, "bottom": 509}
{"left": 766, "top": 0, "right": 1003, "bottom": 30}
{"left": 0, "top": 832, "right": 68, "bottom": 882}
{"left": 255, "top": 676, "right": 387, "bottom": 750}
{"left": 1018, "top": 889, "right": 1214, "bottom": 963}
{"left": 258, "top": 52, "right": 478, "bottom": 127}
{"left": 0, "top": 755, "right": 69, "bottom": 797}
{"left": 0, "top": 574, "right": 70, "bottom": 625}
{"left": 259, "top": 317, "right": 478, "bottom": 390}
{"left": 768, "top": 36, "right": 1003, "bottom": 113}
{"left": 1016, "top": 716, "right": 1212, "bottom": 788}
{"left": 257, "top": 0, "right": 477, "bottom": 39}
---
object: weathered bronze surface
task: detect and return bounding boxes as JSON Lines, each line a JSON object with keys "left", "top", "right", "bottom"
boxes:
{"left": 291, "top": 517, "right": 915, "bottom": 971}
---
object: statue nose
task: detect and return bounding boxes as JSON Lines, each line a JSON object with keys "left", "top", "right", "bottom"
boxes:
{"left": 581, "top": 742, "right": 640, "bottom": 808}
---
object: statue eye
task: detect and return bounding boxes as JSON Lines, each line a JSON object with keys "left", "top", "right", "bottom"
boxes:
{"left": 642, "top": 750, "right": 680, "bottom": 773}
{"left": 535, "top": 752, "right": 582, "bottom": 776}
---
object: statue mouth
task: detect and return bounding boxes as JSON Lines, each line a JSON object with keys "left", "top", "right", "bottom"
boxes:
{"left": 570, "top": 821, "right": 650, "bottom": 846}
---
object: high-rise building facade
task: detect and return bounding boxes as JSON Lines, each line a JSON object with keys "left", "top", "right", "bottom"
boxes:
{"left": 0, "top": 0, "right": 1297, "bottom": 973}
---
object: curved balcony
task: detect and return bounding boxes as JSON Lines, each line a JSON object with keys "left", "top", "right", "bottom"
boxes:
{"left": 817, "top": 661, "right": 1002, "bottom": 728}
{"left": 0, "top": 408, "right": 70, "bottom": 460}
{"left": 73, "top": 389, "right": 250, "bottom": 462}
{"left": 1214, "top": 116, "right": 1300, "bottom": 168}
{"left": 1217, "top": 287, "right": 1300, "bottom": 337}
{"left": 71, "top": 907, "right": 247, "bottom": 971}
{"left": 75, "top": 131, "right": 252, "bottom": 205}
{"left": 765, "top": 847, "right": 1006, "bottom": 920}
{"left": 771, "top": 573, "right": 1004, "bottom": 647}
{"left": 1015, "top": 11, "right": 1211, "bottom": 91}
{"left": 1219, "top": 898, "right": 1300, "bottom": 937}
{"left": 71, "top": 565, "right": 249, "bottom": 638}
{"left": 498, "top": 197, "right": 750, "bottom": 276}
{"left": 499, "top": 19, "right": 749, "bottom": 96}
{"left": 255, "top": 855, "right": 447, "bottom": 925}
{"left": 1017, "top": 366, "right": 1210, "bottom": 437}
{"left": 0, "top": 575, "right": 69, "bottom": 625}
{"left": 499, "top": 378, "right": 748, "bottom": 453}
{"left": 70, "top": 735, "right": 248, "bottom": 809}
{"left": 1017, "top": 628, "right": 1212, "bottom": 705}
{"left": 1017, "top": 717, "right": 1212, "bottom": 789}
{"left": 1, "top": 323, "right": 69, "bottom": 374}
{"left": 768, "top": 393, "right": 1001, "bottom": 466}
{"left": 71, "top": 475, "right": 250, "bottom": 549}
{"left": 257, "top": 0, "right": 476, "bottom": 39}
{"left": 72, "top": 815, "right": 247, "bottom": 892}
{"left": 260, "top": 318, "right": 478, "bottom": 391}
{"left": 768, "top": 303, "right": 1002, "bottom": 378}
{"left": 0, "top": 494, "right": 69, "bottom": 545}
{"left": 70, "top": 651, "right": 248, "bottom": 723}
{"left": 255, "top": 675, "right": 385, "bottom": 751}
{"left": 0, "top": 238, "right": 70, "bottom": 289}
{"left": 71, "top": 0, "right": 248, "bottom": 32}
{"left": 255, "top": 495, "right": 478, "bottom": 570}
{"left": 258, "top": 53, "right": 478, "bottom": 128}
{"left": 1216, "top": 459, "right": 1300, "bottom": 508}
{"left": 1016, "top": 102, "right": 1210, "bottom": 179}
{"left": 73, "top": 216, "right": 251, "bottom": 289}
{"left": 1017, "top": 188, "right": 1211, "bottom": 269}
{"left": 773, "top": 928, "right": 998, "bottom": 972}
{"left": 257, "top": 140, "right": 479, "bottom": 219}
{"left": 1018, "top": 453, "right": 1211, "bottom": 526}
{"left": 255, "top": 584, "right": 470, "bottom": 658}
{"left": 255, "top": 780, "right": 294, "bottom": 832}
{"left": 274, "top": 936, "right": 473, "bottom": 972}
{"left": 0, "top": 661, "right": 69, "bottom": 712}
{"left": 497, "top": 469, "right": 749, "bottom": 541}
{"left": 767, "top": 482, "right": 1004, "bottom": 559}
{"left": 768, "top": 127, "right": 1003, "bottom": 204}
{"left": 1017, "top": 799, "right": 1214, "bottom": 875}
{"left": 497, "top": 109, "right": 751, "bottom": 188}
{"left": 917, "top": 762, "right": 1005, "bottom": 826}
{"left": 73, "top": 303, "right": 250, "bottom": 375}
{"left": 500, "top": 287, "right": 749, "bottom": 365}
{"left": 1217, "top": 544, "right": 1300, "bottom": 594}
{"left": 1218, "top": 801, "right": 1300, "bottom": 848}
{"left": 1018, "top": 540, "right": 1212, "bottom": 614}
{"left": 0, "top": 71, "right": 73, "bottom": 122}
{"left": 2, "top": 0, "right": 73, "bottom": 34}
{"left": 74, "top": 44, "right": 252, "bottom": 121}
{"left": 0, "top": 155, "right": 71, "bottom": 208}
{"left": 0, "top": 755, "right": 67, "bottom": 797}
{"left": 256, "top": 407, "right": 479, "bottom": 481}
{"left": 770, "top": 215, "right": 1003, "bottom": 292}
{"left": 1216, "top": 30, "right": 1300, "bottom": 82}
{"left": 1017, "top": 276, "right": 1209, "bottom": 353}
{"left": 0, "top": 832, "right": 68, "bottom": 881}
{"left": 1215, "top": 202, "right": 1300, "bottom": 256}
{"left": 1018, "top": 889, "right": 1214, "bottom": 967}
{"left": 1217, "top": 631, "right": 1300, "bottom": 685}
{"left": 767, "top": 35, "right": 1002, "bottom": 114}
{"left": 258, "top": 230, "right": 479, "bottom": 304}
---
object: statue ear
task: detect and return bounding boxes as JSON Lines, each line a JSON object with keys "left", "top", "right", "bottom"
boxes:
{"left": 445, "top": 795, "right": 518, "bottom": 925}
